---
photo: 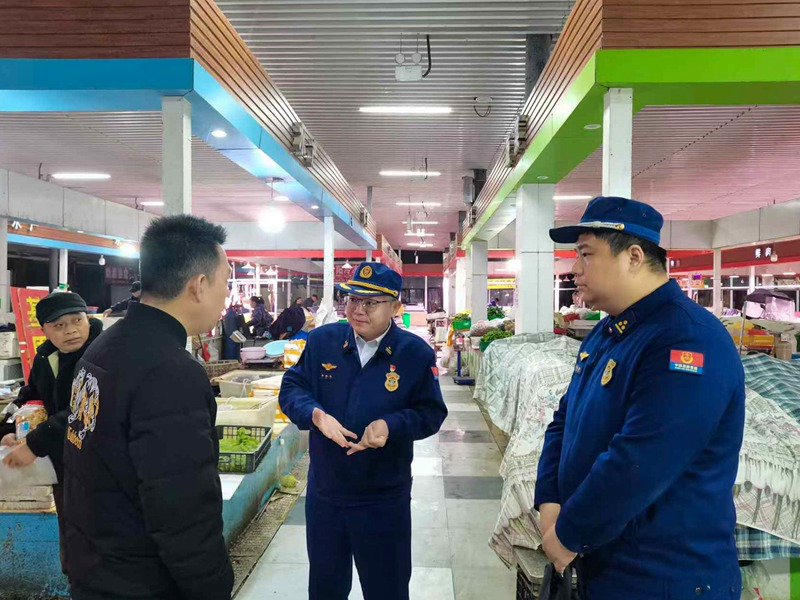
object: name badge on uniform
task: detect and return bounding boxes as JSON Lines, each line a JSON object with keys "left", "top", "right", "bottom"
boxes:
{"left": 601, "top": 359, "right": 617, "bottom": 386}
{"left": 385, "top": 365, "right": 400, "bottom": 392}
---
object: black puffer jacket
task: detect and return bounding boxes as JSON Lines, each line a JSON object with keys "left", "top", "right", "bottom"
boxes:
{"left": 62, "top": 302, "right": 233, "bottom": 600}
{"left": 0, "top": 318, "right": 103, "bottom": 478}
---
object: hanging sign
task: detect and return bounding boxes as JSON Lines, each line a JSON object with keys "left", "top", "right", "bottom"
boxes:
{"left": 11, "top": 288, "right": 49, "bottom": 381}
{"left": 489, "top": 278, "right": 516, "bottom": 290}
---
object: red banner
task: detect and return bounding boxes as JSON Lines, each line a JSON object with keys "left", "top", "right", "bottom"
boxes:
{"left": 334, "top": 265, "right": 352, "bottom": 284}
{"left": 11, "top": 288, "right": 49, "bottom": 382}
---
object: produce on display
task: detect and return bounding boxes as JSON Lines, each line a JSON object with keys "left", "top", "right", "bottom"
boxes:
{"left": 487, "top": 306, "right": 505, "bottom": 320}
{"left": 219, "top": 427, "right": 260, "bottom": 453}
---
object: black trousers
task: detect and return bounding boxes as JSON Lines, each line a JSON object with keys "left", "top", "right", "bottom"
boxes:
{"left": 306, "top": 492, "right": 412, "bottom": 600}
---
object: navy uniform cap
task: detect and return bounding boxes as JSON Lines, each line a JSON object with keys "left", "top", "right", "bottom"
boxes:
{"left": 549, "top": 196, "right": 664, "bottom": 247}
{"left": 335, "top": 262, "right": 402, "bottom": 298}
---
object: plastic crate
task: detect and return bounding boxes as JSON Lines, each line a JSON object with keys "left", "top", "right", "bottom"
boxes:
{"left": 453, "top": 319, "right": 471, "bottom": 331}
{"left": 216, "top": 425, "right": 271, "bottom": 474}
{"left": 516, "top": 567, "right": 539, "bottom": 600}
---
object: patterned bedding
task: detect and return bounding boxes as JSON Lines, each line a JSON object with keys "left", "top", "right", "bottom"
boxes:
{"left": 478, "top": 338, "right": 800, "bottom": 564}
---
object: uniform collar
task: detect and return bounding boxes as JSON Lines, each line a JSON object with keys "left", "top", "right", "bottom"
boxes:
{"left": 604, "top": 279, "right": 682, "bottom": 341}
{"left": 343, "top": 320, "right": 399, "bottom": 359}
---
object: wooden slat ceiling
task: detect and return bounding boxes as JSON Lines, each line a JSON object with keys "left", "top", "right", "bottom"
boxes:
{"left": 556, "top": 104, "right": 800, "bottom": 223}
{"left": 0, "top": 112, "right": 316, "bottom": 224}
{"left": 215, "top": 0, "right": 576, "bottom": 250}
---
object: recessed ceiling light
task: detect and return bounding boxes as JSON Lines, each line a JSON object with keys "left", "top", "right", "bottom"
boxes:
{"left": 275, "top": 195, "right": 290, "bottom": 202}
{"left": 259, "top": 207, "right": 286, "bottom": 233}
{"left": 395, "top": 202, "right": 441, "bottom": 207}
{"left": 381, "top": 170, "right": 441, "bottom": 177}
{"left": 401, "top": 221, "right": 439, "bottom": 225}
{"left": 141, "top": 201, "right": 164, "bottom": 207}
{"left": 311, "top": 205, "right": 320, "bottom": 210}
{"left": 120, "top": 243, "right": 138, "bottom": 257}
{"left": 360, "top": 106, "right": 451, "bottom": 115}
{"left": 211, "top": 129, "right": 228, "bottom": 138}
{"left": 52, "top": 172, "right": 111, "bottom": 181}
{"left": 537, "top": 176, "right": 549, "bottom": 180}
{"left": 584, "top": 124, "right": 602, "bottom": 130}
{"left": 554, "top": 195, "right": 593, "bottom": 201}
{"left": 405, "top": 232, "right": 435, "bottom": 237}
{"left": 408, "top": 242, "right": 433, "bottom": 248}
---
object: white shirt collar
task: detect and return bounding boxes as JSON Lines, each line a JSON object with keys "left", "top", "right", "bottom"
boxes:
{"left": 355, "top": 322, "right": 392, "bottom": 350}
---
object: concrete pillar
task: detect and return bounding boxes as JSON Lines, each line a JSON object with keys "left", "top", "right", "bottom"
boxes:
{"left": 554, "top": 273, "right": 561, "bottom": 311}
{"left": 162, "top": 97, "right": 192, "bottom": 216}
{"left": 59, "top": 249, "right": 68, "bottom": 288}
{"left": 0, "top": 219, "right": 8, "bottom": 313}
{"left": 748, "top": 266, "right": 757, "bottom": 294}
{"left": 424, "top": 275, "right": 429, "bottom": 311}
{"left": 366, "top": 186, "right": 374, "bottom": 262}
{"left": 323, "top": 216, "right": 334, "bottom": 313}
{"left": 444, "top": 271, "right": 455, "bottom": 315}
{"left": 455, "top": 258, "right": 467, "bottom": 313}
{"left": 712, "top": 249, "right": 723, "bottom": 316}
{"left": 287, "top": 269, "right": 293, "bottom": 308}
{"left": 49, "top": 249, "right": 59, "bottom": 292}
{"left": 515, "top": 183, "right": 555, "bottom": 335}
{"left": 602, "top": 88, "right": 633, "bottom": 198}
{"left": 467, "top": 240, "right": 489, "bottom": 323}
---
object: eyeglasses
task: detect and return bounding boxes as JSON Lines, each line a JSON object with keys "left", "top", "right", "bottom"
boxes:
{"left": 346, "top": 296, "right": 393, "bottom": 312}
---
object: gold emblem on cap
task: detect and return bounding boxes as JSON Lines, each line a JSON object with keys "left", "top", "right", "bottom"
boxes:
{"left": 601, "top": 359, "right": 617, "bottom": 386}
{"left": 361, "top": 266, "right": 373, "bottom": 279}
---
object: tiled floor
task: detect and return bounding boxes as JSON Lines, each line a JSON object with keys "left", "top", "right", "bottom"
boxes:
{"left": 235, "top": 381, "right": 515, "bottom": 600}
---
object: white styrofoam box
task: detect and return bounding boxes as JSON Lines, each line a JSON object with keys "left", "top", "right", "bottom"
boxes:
{"left": 0, "top": 332, "right": 19, "bottom": 359}
{"left": 216, "top": 397, "right": 278, "bottom": 429}
{"left": 215, "top": 370, "right": 275, "bottom": 398}
{"left": 252, "top": 374, "right": 284, "bottom": 392}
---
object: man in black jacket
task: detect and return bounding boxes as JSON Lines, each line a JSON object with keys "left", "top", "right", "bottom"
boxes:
{"left": 1, "top": 291, "right": 103, "bottom": 573}
{"left": 102, "top": 281, "right": 142, "bottom": 317}
{"left": 62, "top": 215, "right": 234, "bottom": 600}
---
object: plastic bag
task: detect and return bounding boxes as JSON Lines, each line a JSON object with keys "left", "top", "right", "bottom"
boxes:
{"left": 0, "top": 447, "right": 58, "bottom": 494}
{"left": 314, "top": 302, "right": 341, "bottom": 329}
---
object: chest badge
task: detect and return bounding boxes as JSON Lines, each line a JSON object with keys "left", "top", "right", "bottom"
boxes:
{"left": 322, "top": 363, "right": 337, "bottom": 371}
{"left": 601, "top": 359, "right": 617, "bottom": 386}
{"left": 385, "top": 365, "right": 400, "bottom": 392}
{"left": 579, "top": 352, "right": 590, "bottom": 361}
{"left": 386, "top": 346, "right": 393, "bottom": 356}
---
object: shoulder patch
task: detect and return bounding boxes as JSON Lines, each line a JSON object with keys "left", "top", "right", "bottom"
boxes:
{"left": 669, "top": 350, "right": 704, "bottom": 375}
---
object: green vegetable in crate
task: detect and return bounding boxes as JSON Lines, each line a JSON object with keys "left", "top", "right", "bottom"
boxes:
{"left": 219, "top": 427, "right": 260, "bottom": 453}
{"left": 487, "top": 306, "right": 505, "bottom": 320}
{"left": 480, "top": 329, "right": 513, "bottom": 344}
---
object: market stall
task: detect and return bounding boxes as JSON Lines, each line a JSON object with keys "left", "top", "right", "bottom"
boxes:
{"left": 475, "top": 328, "right": 800, "bottom": 596}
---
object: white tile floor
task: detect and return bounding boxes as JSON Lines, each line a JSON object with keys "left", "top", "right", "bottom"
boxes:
{"left": 235, "top": 382, "right": 515, "bottom": 599}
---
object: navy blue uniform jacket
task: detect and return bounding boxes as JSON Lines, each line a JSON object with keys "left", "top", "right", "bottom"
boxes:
{"left": 535, "top": 280, "right": 745, "bottom": 598}
{"left": 280, "top": 321, "right": 447, "bottom": 503}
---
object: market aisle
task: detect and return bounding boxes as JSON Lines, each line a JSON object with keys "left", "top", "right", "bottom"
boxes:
{"left": 235, "top": 381, "right": 515, "bottom": 599}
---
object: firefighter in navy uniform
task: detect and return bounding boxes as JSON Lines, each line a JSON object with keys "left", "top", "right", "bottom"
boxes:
{"left": 280, "top": 262, "right": 447, "bottom": 600}
{"left": 535, "top": 197, "right": 745, "bottom": 599}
